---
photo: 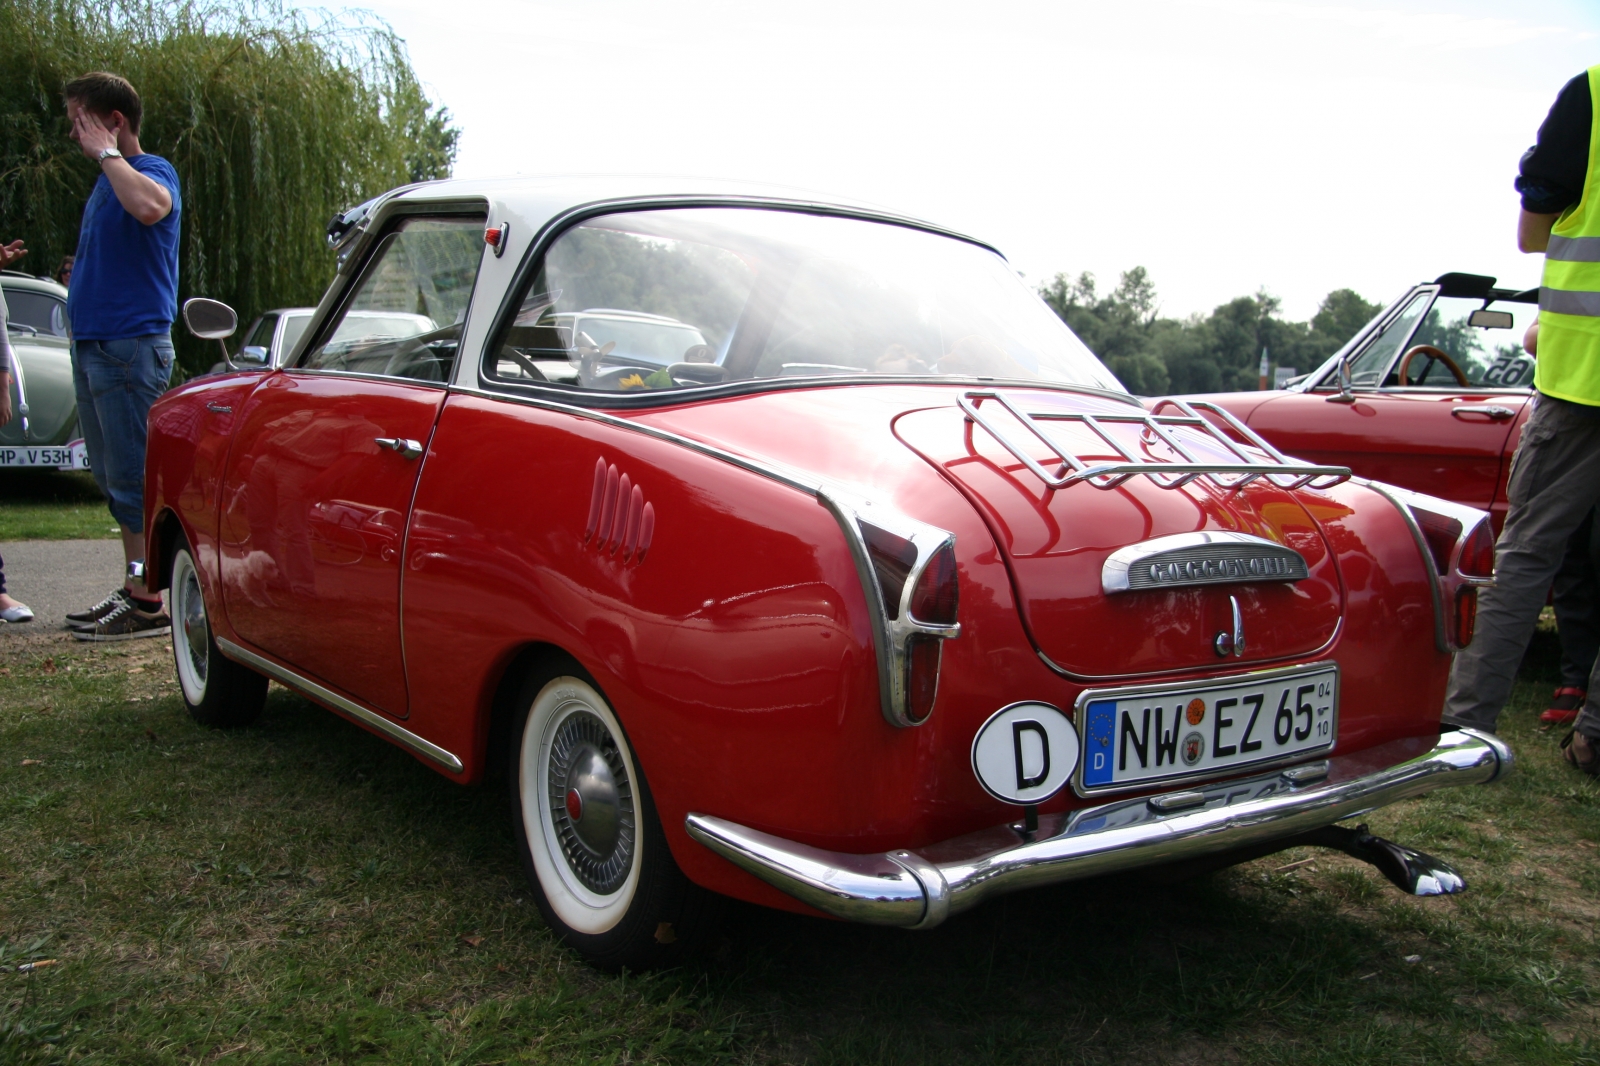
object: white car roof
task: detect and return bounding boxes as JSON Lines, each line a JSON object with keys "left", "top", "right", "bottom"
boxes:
{"left": 372, "top": 174, "right": 997, "bottom": 257}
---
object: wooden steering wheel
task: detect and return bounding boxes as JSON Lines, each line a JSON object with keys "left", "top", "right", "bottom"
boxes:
{"left": 1396, "top": 344, "right": 1470, "bottom": 387}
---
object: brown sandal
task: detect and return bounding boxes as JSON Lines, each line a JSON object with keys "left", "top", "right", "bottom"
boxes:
{"left": 1561, "top": 730, "right": 1600, "bottom": 776}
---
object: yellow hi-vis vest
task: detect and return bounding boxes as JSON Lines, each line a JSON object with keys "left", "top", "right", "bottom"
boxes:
{"left": 1539, "top": 65, "right": 1600, "bottom": 406}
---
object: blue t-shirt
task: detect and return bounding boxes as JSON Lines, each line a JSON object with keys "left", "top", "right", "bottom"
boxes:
{"left": 66, "top": 154, "right": 182, "bottom": 340}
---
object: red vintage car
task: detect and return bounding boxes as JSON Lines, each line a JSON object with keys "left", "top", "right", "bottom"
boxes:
{"left": 1188, "top": 274, "right": 1538, "bottom": 533}
{"left": 146, "top": 179, "right": 1511, "bottom": 970}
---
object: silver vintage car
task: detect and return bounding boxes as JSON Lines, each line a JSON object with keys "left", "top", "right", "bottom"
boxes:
{"left": 0, "top": 272, "right": 84, "bottom": 471}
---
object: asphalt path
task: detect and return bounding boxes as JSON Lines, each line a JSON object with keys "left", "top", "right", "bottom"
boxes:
{"left": 0, "top": 538, "right": 125, "bottom": 636}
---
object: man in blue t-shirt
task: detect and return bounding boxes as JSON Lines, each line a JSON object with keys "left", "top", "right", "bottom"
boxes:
{"left": 61, "top": 71, "right": 180, "bottom": 641}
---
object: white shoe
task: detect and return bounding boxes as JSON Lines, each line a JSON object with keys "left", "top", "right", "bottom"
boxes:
{"left": 0, "top": 603, "right": 35, "bottom": 623}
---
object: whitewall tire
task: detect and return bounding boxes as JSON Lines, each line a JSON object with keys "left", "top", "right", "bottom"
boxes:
{"left": 509, "top": 662, "right": 715, "bottom": 970}
{"left": 169, "top": 543, "right": 267, "bottom": 728}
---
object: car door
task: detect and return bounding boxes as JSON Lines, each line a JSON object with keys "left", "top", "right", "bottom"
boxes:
{"left": 217, "top": 211, "right": 487, "bottom": 717}
{"left": 1245, "top": 285, "right": 1535, "bottom": 531}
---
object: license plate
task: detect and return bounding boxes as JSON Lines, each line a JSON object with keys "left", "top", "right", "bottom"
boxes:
{"left": 0, "top": 441, "right": 89, "bottom": 470}
{"left": 1076, "top": 663, "right": 1338, "bottom": 795}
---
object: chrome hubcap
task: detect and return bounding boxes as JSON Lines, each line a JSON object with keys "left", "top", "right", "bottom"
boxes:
{"left": 180, "top": 568, "right": 208, "bottom": 685}
{"left": 547, "top": 710, "right": 634, "bottom": 893}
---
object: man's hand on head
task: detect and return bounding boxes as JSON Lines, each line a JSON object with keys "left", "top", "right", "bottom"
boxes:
{"left": 0, "top": 240, "right": 26, "bottom": 270}
{"left": 66, "top": 102, "right": 172, "bottom": 225}
{"left": 70, "top": 106, "right": 119, "bottom": 161}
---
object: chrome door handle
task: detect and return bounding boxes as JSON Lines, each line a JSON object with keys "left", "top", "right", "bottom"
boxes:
{"left": 205, "top": 401, "right": 233, "bottom": 414}
{"left": 1452, "top": 405, "right": 1515, "bottom": 421}
{"left": 374, "top": 436, "right": 424, "bottom": 459}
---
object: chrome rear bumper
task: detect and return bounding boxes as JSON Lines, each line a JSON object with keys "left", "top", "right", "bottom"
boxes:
{"left": 685, "top": 728, "right": 1511, "bottom": 929}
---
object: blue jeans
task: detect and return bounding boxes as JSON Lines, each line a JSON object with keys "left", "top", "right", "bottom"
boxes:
{"left": 71, "top": 334, "right": 174, "bottom": 533}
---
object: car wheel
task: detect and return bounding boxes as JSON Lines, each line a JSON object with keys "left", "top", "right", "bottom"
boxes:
{"left": 170, "top": 542, "right": 267, "bottom": 728}
{"left": 509, "top": 665, "right": 715, "bottom": 970}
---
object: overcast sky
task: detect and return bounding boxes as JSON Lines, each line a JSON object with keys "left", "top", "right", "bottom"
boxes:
{"left": 317, "top": 0, "right": 1598, "bottom": 321}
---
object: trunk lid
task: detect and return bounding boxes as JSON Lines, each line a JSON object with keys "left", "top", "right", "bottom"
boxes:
{"left": 894, "top": 390, "right": 1344, "bottom": 679}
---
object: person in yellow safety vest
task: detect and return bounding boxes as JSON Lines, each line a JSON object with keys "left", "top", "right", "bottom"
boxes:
{"left": 1441, "top": 66, "right": 1600, "bottom": 774}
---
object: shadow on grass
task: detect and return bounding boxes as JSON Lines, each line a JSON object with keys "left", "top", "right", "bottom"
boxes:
{"left": 0, "top": 470, "right": 101, "bottom": 505}
{"left": 215, "top": 650, "right": 1594, "bottom": 1066}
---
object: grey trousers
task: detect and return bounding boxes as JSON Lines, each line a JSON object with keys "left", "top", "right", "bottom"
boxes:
{"left": 1442, "top": 393, "right": 1600, "bottom": 738}
{"left": 1552, "top": 507, "right": 1600, "bottom": 689}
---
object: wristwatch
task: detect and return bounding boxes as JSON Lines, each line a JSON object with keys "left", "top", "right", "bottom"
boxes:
{"left": 96, "top": 147, "right": 122, "bottom": 163}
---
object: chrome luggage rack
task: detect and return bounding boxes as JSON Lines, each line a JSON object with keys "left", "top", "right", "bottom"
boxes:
{"left": 957, "top": 391, "right": 1352, "bottom": 492}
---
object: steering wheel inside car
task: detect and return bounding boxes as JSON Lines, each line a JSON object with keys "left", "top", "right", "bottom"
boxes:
{"left": 1396, "top": 344, "right": 1470, "bottom": 387}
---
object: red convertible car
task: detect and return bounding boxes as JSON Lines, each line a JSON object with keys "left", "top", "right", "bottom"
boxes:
{"left": 146, "top": 178, "right": 1511, "bottom": 969}
{"left": 1190, "top": 273, "right": 1538, "bottom": 533}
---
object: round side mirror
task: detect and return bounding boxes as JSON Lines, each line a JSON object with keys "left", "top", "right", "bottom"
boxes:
{"left": 183, "top": 298, "right": 238, "bottom": 340}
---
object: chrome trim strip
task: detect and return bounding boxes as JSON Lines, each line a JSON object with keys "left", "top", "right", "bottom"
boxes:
{"left": 1071, "top": 660, "right": 1340, "bottom": 797}
{"left": 1101, "top": 531, "right": 1309, "bottom": 594}
{"left": 8, "top": 337, "right": 29, "bottom": 439}
{"left": 686, "top": 728, "right": 1511, "bottom": 929}
{"left": 215, "top": 637, "right": 464, "bottom": 773}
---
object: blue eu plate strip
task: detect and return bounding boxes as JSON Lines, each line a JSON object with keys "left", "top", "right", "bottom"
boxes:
{"left": 1083, "top": 699, "right": 1117, "bottom": 786}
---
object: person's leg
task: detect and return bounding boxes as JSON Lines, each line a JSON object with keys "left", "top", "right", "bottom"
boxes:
{"left": 1565, "top": 629, "right": 1600, "bottom": 769}
{"left": 1444, "top": 397, "right": 1600, "bottom": 732}
{"left": 72, "top": 335, "right": 173, "bottom": 641}
{"left": 70, "top": 338, "right": 113, "bottom": 507}
{"left": 0, "top": 551, "right": 31, "bottom": 621}
{"left": 1544, "top": 508, "right": 1600, "bottom": 723}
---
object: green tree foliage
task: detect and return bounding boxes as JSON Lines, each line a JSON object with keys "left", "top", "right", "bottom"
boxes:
{"left": 0, "top": 0, "right": 459, "bottom": 375}
{"left": 1041, "top": 269, "right": 1382, "bottom": 395}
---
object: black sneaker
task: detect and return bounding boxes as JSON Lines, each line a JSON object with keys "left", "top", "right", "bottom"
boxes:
{"left": 66, "top": 587, "right": 131, "bottom": 626}
{"left": 74, "top": 598, "right": 171, "bottom": 642}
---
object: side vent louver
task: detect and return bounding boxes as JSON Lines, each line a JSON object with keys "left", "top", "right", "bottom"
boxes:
{"left": 584, "top": 457, "right": 655, "bottom": 564}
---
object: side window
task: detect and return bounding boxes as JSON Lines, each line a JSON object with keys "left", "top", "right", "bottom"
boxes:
{"left": 3, "top": 289, "right": 71, "bottom": 338}
{"left": 488, "top": 218, "right": 752, "bottom": 389}
{"left": 300, "top": 214, "right": 486, "bottom": 382}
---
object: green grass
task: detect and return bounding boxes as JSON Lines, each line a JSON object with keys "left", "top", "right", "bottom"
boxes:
{"left": 0, "top": 472, "right": 117, "bottom": 541}
{"left": 1, "top": 627, "right": 1598, "bottom": 1064}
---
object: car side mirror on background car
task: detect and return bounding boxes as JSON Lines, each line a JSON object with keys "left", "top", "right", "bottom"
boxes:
{"left": 182, "top": 298, "right": 247, "bottom": 371}
{"left": 1327, "top": 354, "right": 1357, "bottom": 404}
{"left": 1468, "top": 309, "right": 1514, "bottom": 329}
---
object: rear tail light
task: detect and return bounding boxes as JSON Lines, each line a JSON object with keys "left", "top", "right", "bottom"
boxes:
{"left": 905, "top": 636, "right": 942, "bottom": 724}
{"left": 1454, "top": 586, "right": 1478, "bottom": 647}
{"left": 909, "top": 542, "right": 960, "bottom": 625}
{"left": 1458, "top": 518, "right": 1495, "bottom": 578}
{"left": 1410, "top": 507, "right": 1463, "bottom": 575}
{"left": 862, "top": 523, "right": 917, "bottom": 619}
{"left": 850, "top": 514, "right": 962, "bottom": 727}
{"left": 901, "top": 544, "right": 960, "bottom": 724}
